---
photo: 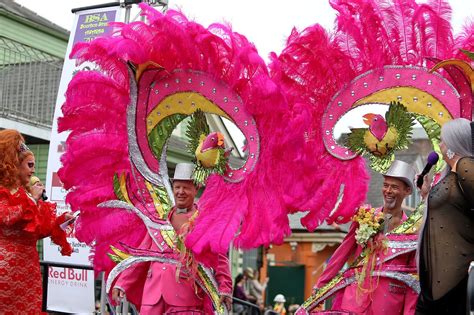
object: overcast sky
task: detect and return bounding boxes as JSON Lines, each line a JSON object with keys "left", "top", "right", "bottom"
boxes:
{"left": 16, "top": 0, "right": 474, "bottom": 61}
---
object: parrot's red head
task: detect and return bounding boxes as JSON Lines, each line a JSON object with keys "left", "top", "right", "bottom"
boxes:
{"left": 201, "top": 132, "right": 225, "bottom": 152}
{"left": 363, "top": 113, "right": 383, "bottom": 126}
{"left": 363, "top": 113, "right": 388, "bottom": 141}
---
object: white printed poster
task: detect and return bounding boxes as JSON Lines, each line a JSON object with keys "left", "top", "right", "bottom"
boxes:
{"left": 47, "top": 267, "right": 95, "bottom": 313}
{"left": 44, "top": 5, "right": 122, "bottom": 313}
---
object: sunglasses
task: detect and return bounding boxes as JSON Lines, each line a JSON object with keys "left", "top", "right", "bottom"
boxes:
{"left": 27, "top": 162, "right": 35, "bottom": 168}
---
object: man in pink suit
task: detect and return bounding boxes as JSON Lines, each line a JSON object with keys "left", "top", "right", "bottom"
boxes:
{"left": 112, "top": 163, "right": 232, "bottom": 314}
{"left": 312, "top": 160, "right": 420, "bottom": 315}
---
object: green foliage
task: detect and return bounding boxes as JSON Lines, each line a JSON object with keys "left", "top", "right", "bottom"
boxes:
{"left": 107, "top": 252, "right": 122, "bottom": 264}
{"left": 460, "top": 49, "right": 474, "bottom": 61}
{"left": 152, "top": 184, "right": 172, "bottom": 214}
{"left": 369, "top": 154, "right": 395, "bottom": 173}
{"left": 413, "top": 114, "right": 443, "bottom": 172}
{"left": 185, "top": 109, "right": 210, "bottom": 157}
{"left": 113, "top": 173, "right": 126, "bottom": 202}
{"left": 386, "top": 101, "right": 415, "bottom": 151}
{"left": 346, "top": 129, "right": 367, "bottom": 155}
{"left": 148, "top": 113, "right": 188, "bottom": 159}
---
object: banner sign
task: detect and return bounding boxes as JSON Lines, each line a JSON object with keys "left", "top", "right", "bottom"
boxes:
{"left": 47, "top": 266, "right": 95, "bottom": 314}
{"left": 44, "top": 6, "right": 121, "bottom": 313}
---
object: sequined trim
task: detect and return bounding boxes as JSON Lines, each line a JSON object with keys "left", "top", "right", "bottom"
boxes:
{"left": 372, "top": 270, "right": 420, "bottom": 293}
{"left": 127, "top": 73, "right": 163, "bottom": 187}
{"left": 159, "top": 142, "right": 175, "bottom": 206}
{"left": 197, "top": 264, "right": 227, "bottom": 314}
{"left": 318, "top": 276, "right": 355, "bottom": 308}
{"left": 386, "top": 240, "right": 418, "bottom": 249}
{"left": 328, "top": 184, "right": 345, "bottom": 217}
{"left": 379, "top": 248, "right": 417, "bottom": 265}
{"left": 392, "top": 206, "right": 424, "bottom": 234}
{"left": 302, "top": 271, "right": 418, "bottom": 312}
{"left": 98, "top": 200, "right": 173, "bottom": 231}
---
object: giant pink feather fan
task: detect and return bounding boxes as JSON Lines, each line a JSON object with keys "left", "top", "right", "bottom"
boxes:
{"left": 59, "top": 4, "right": 318, "bottom": 270}
{"left": 270, "top": 0, "right": 473, "bottom": 232}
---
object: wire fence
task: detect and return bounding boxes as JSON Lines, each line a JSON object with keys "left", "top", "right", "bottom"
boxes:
{"left": 0, "top": 36, "right": 63, "bottom": 127}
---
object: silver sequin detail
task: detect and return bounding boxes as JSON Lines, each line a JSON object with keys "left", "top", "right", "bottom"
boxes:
{"left": 159, "top": 142, "right": 175, "bottom": 206}
{"left": 127, "top": 71, "right": 163, "bottom": 186}
{"left": 98, "top": 200, "right": 173, "bottom": 232}
{"left": 372, "top": 271, "right": 420, "bottom": 293}
{"left": 387, "top": 240, "right": 418, "bottom": 249}
{"left": 328, "top": 184, "right": 345, "bottom": 218}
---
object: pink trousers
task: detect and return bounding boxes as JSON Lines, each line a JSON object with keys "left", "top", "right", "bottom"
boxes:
{"left": 140, "top": 297, "right": 204, "bottom": 315}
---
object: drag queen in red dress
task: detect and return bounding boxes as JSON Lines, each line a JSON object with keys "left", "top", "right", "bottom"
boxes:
{"left": 0, "top": 129, "right": 73, "bottom": 314}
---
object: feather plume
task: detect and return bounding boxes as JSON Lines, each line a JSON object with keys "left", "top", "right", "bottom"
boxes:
{"left": 413, "top": 0, "right": 454, "bottom": 60}
{"left": 269, "top": 19, "right": 370, "bottom": 231}
{"left": 454, "top": 20, "right": 474, "bottom": 60}
{"left": 391, "top": 0, "right": 419, "bottom": 64}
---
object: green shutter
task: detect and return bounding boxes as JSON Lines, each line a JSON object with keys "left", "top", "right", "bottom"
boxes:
{"left": 28, "top": 143, "right": 49, "bottom": 182}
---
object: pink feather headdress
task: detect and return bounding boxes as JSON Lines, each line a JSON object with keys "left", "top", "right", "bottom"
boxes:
{"left": 270, "top": 0, "right": 474, "bottom": 232}
{"left": 58, "top": 4, "right": 314, "bottom": 270}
